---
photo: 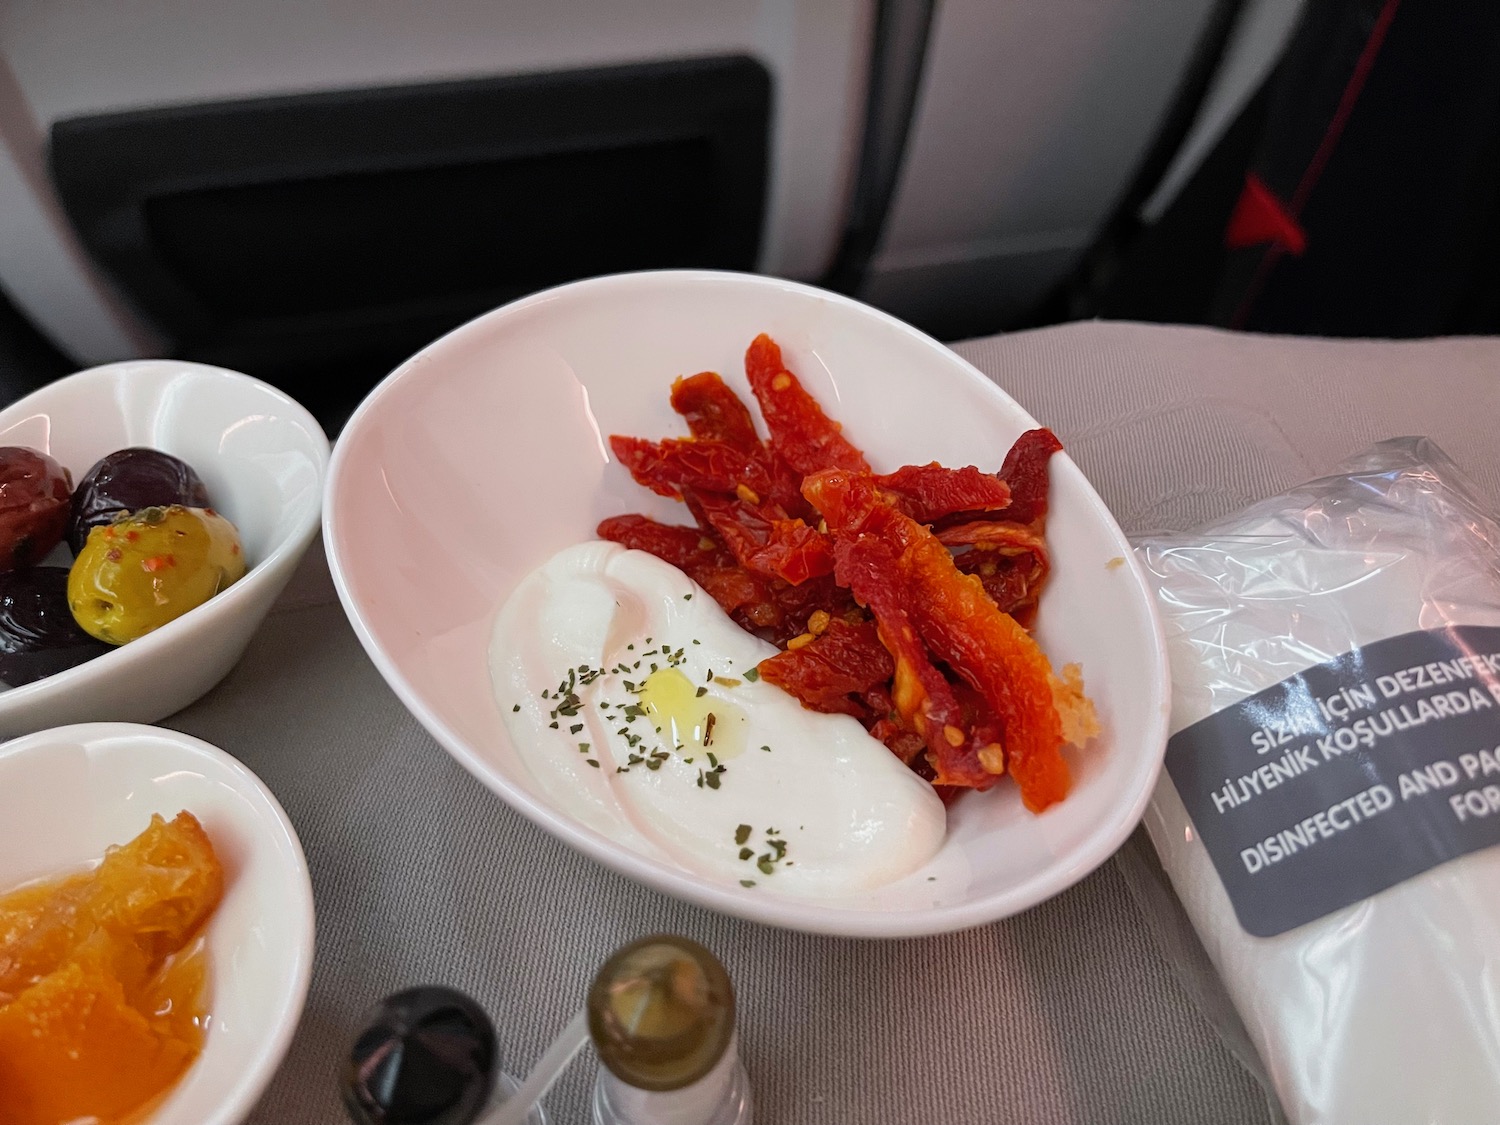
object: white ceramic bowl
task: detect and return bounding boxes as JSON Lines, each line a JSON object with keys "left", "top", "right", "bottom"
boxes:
{"left": 0, "top": 361, "right": 328, "bottom": 737}
{"left": 325, "top": 270, "right": 1169, "bottom": 937}
{"left": 0, "top": 722, "right": 314, "bottom": 1125}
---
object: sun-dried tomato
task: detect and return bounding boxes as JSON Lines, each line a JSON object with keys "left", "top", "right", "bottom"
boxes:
{"left": 745, "top": 334, "right": 871, "bottom": 476}
{"left": 953, "top": 679, "right": 1006, "bottom": 755}
{"left": 940, "top": 519, "right": 1050, "bottom": 623}
{"left": 663, "top": 371, "right": 811, "bottom": 515}
{"left": 876, "top": 463, "right": 1011, "bottom": 524}
{"left": 698, "top": 566, "right": 773, "bottom": 620}
{"left": 759, "top": 574, "right": 859, "bottom": 646}
{"left": 755, "top": 519, "right": 834, "bottom": 586}
{"left": 935, "top": 520, "right": 1047, "bottom": 552}
{"left": 860, "top": 682, "right": 894, "bottom": 718}
{"left": 904, "top": 751, "right": 968, "bottom": 806}
{"left": 762, "top": 450, "right": 816, "bottom": 520}
{"left": 689, "top": 491, "right": 774, "bottom": 558}
{"left": 797, "top": 468, "right": 869, "bottom": 532}
{"left": 600, "top": 507, "right": 840, "bottom": 640}
{"left": 826, "top": 531, "right": 994, "bottom": 789}
{"left": 610, "top": 436, "right": 773, "bottom": 500}
{"left": 806, "top": 468, "right": 1067, "bottom": 805}
{"left": 597, "top": 514, "right": 728, "bottom": 569}
{"left": 670, "top": 371, "right": 762, "bottom": 452}
{"left": 955, "top": 551, "right": 1047, "bottom": 627}
{"left": 597, "top": 512, "right": 782, "bottom": 624}
{"left": 997, "top": 428, "right": 1063, "bottom": 525}
{"left": 602, "top": 335, "right": 1088, "bottom": 814}
{"left": 689, "top": 492, "right": 834, "bottom": 586}
{"left": 757, "top": 617, "right": 893, "bottom": 717}
{"left": 900, "top": 541, "right": 1069, "bottom": 812}
{"left": 868, "top": 715, "right": 924, "bottom": 764}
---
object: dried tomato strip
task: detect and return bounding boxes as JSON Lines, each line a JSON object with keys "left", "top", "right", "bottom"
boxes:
{"left": 669, "top": 372, "right": 762, "bottom": 452}
{"left": 869, "top": 716, "right": 927, "bottom": 765}
{"left": 810, "top": 471, "right": 1008, "bottom": 782}
{"left": 598, "top": 518, "right": 835, "bottom": 642}
{"left": 609, "top": 436, "right": 773, "bottom": 500}
{"left": 827, "top": 531, "right": 993, "bottom": 788}
{"left": 952, "top": 677, "right": 1007, "bottom": 769}
{"left": 806, "top": 469, "right": 1068, "bottom": 805}
{"left": 899, "top": 542, "right": 1069, "bottom": 812}
{"left": 598, "top": 512, "right": 778, "bottom": 625}
{"left": 935, "top": 520, "right": 1047, "bottom": 553}
{"left": 700, "top": 567, "right": 776, "bottom": 624}
{"left": 940, "top": 519, "right": 1051, "bottom": 623}
{"left": 754, "top": 519, "right": 835, "bottom": 585}
{"left": 597, "top": 514, "right": 728, "bottom": 569}
{"left": 996, "top": 428, "right": 1064, "bottom": 525}
{"left": 689, "top": 492, "right": 772, "bottom": 562}
{"left": 691, "top": 493, "right": 834, "bottom": 585}
{"left": 718, "top": 572, "right": 854, "bottom": 644}
{"left": 760, "top": 574, "right": 859, "bottom": 646}
{"left": 762, "top": 449, "right": 817, "bottom": 520}
{"left": 955, "top": 551, "right": 1048, "bottom": 626}
{"left": 745, "top": 333, "right": 871, "bottom": 476}
{"left": 655, "top": 372, "right": 810, "bottom": 515}
{"left": 757, "top": 618, "right": 893, "bottom": 718}
{"left": 876, "top": 463, "right": 1011, "bottom": 524}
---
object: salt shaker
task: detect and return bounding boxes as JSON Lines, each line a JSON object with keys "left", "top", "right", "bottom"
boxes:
{"left": 588, "top": 935, "right": 752, "bottom": 1125}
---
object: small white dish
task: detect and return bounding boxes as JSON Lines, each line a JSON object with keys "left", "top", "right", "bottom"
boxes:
{"left": 0, "top": 360, "right": 329, "bottom": 737}
{"left": 325, "top": 270, "right": 1170, "bottom": 937}
{"left": 0, "top": 722, "right": 315, "bottom": 1125}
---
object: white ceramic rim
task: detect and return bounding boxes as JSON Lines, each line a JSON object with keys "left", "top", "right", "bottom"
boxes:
{"left": 0, "top": 721, "right": 316, "bottom": 1125}
{"left": 0, "top": 362, "right": 330, "bottom": 711}
{"left": 325, "top": 269, "right": 1171, "bottom": 937}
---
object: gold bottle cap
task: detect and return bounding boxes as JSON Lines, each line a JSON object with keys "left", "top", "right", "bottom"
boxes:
{"left": 587, "top": 934, "right": 735, "bottom": 1093}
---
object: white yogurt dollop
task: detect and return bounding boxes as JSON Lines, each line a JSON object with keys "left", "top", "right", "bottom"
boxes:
{"left": 490, "top": 541, "right": 946, "bottom": 895}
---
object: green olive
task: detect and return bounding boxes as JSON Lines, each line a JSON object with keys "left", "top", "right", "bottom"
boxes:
{"left": 67, "top": 505, "right": 247, "bottom": 645}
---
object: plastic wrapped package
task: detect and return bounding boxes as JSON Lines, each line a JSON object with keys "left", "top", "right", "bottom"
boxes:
{"left": 1133, "top": 438, "right": 1500, "bottom": 1125}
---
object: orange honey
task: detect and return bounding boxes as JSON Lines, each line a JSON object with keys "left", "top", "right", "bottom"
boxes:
{"left": 0, "top": 812, "right": 223, "bottom": 1125}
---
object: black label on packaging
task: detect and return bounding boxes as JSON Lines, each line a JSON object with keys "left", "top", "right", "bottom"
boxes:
{"left": 1166, "top": 625, "right": 1500, "bottom": 937}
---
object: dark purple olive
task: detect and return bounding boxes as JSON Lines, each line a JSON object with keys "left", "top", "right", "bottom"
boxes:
{"left": 0, "top": 567, "right": 111, "bottom": 685}
{"left": 342, "top": 986, "right": 498, "bottom": 1125}
{"left": 0, "top": 447, "right": 72, "bottom": 571}
{"left": 67, "top": 447, "right": 210, "bottom": 555}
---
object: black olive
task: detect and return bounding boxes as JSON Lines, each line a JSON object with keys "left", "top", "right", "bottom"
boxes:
{"left": 341, "top": 986, "right": 498, "bottom": 1125}
{"left": 0, "top": 567, "right": 110, "bottom": 685}
{"left": 67, "top": 447, "right": 210, "bottom": 555}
